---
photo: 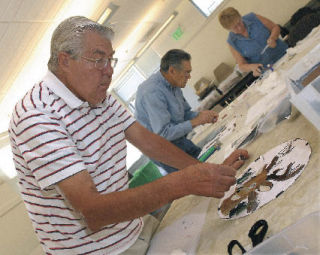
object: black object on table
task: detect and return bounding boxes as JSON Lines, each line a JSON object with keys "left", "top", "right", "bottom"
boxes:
{"left": 227, "top": 219, "right": 268, "bottom": 255}
{"left": 210, "top": 72, "right": 258, "bottom": 108}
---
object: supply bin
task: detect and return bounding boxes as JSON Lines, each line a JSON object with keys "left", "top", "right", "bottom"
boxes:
{"left": 129, "top": 161, "right": 163, "bottom": 188}
{"left": 247, "top": 211, "right": 320, "bottom": 254}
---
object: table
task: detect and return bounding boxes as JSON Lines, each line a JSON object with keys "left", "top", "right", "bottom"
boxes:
{"left": 148, "top": 26, "right": 320, "bottom": 255}
{"left": 212, "top": 72, "right": 258, "bottom": 108}
{"left": 197, "top": 72, "right": 257, "bottom": 112}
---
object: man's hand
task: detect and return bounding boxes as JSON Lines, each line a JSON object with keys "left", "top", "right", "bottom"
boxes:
{"left": 191, "top": 110, "right": 219, "bottom": 127}
{"left": 223, "top": 149, "right": 249, "bottom": 170}
{"left": 181, "top": 163, "right": 236, "bottom": 198}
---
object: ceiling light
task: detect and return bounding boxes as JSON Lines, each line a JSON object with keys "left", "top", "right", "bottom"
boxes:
{"left": 97, "top": 2, "right": 119, "bottom": 25}
{"left": 136, "top": 11, "right": 177, "bottom": 59}
{"left": 97, "top": 8, "right": 112, "bottom": 24}
{"left": 111, "top": 11, "right": 178, "bottom": 89}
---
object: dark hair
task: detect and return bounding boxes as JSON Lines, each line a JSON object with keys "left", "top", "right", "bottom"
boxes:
{"left": 290, "top": 7, "right": 318, "bottom": 26}
{"left": 288, "top": 13, "right": 320, "bottom": 47}
{"left": 160, "top": 49, "right": 191, "bottom": 72}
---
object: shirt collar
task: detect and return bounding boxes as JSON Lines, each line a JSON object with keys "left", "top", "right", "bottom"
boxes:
{"left": 230, "top": 17, "right": 253, "bottom": 40}
{"left": 42, "top": 70, "right": 89, "bottom": 109}
{"left": 243, "top": 16, "right": 253, "bottom": 29}
{"left": 158, "top": 70, "right": 177, "bottom": 92}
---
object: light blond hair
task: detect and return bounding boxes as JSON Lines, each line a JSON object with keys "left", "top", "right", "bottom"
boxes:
{"left": 218, "top": 7, "right": 241, "bottom": 30}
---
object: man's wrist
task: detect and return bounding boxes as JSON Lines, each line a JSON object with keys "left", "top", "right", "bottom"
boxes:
{"left": 190, "top": 119, "right": 198, "bottom": 128}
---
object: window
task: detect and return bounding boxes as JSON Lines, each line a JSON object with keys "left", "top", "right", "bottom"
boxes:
{"left": 113, "top": 48, "right": 161, "bottom": 112}
{"left": 113, "top": 65, "right": 145, "bottom": 112}
{"left": 0, "top": 143, "right": 16, "bottom": 179}
{"left": 189, "top": 0, "right": 224, "bottom": 17}
{"left": 112, "top": 49, "right": 161, "bottom": 168}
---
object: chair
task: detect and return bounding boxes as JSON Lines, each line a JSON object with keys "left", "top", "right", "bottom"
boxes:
{"left": 193, "top": 77, "right": 217, "bottom": 100}
{"left": 129, "top": 161, "right": 163, "bottom": 188}
{"left": 213, "top": 62, "right": 233, "bottom": 83}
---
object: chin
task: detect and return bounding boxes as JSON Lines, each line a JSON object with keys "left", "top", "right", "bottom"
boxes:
{"left": 89, "top": 96, "right": 106, "bottom": 106}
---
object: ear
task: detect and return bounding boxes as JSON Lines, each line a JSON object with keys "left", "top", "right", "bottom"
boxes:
{"left": 168, "top": 66, "right": 176, "bottom": 76}
{"left": 58, "top": 52, "right": 72, "bottom": 72}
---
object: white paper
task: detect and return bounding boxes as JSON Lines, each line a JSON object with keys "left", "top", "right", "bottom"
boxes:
{"left": 147, "top": 199, "right": 210, "bottom": 255}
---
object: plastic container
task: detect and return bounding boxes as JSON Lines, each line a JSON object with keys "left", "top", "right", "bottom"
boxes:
{"left": 129, "top": 161, "right": 163, "bottom": 188}
{"left": 247, "top": 211, "right": 320, "bottom": 254}
{"left": 286, "top": 43, "right": 320, "bottom": 82}
{"left": 289, "top": 73, "right": 320, "bottom": 131}
{"left": 285, "top": 43, "right": 320, "bottom": 130}
{"left": 257, "top": 96, "right": 292, "bottom": 133}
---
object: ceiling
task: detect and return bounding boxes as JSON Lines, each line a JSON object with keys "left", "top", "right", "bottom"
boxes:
{"left": 0, "top": 0, "right": 183, "bottom": 133}
{"left": 103, "top": 0, "right": 183, "bottom": 80}
{"left": 0, "top": 0, "right": 66, "bottom": 102}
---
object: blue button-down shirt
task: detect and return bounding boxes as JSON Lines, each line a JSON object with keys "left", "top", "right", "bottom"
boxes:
{"left": 135, "top": 71, "right": 198, "bottom": 141}
{"left": 135, "top": 71, "right": 201, "bottom": 173}
{"left": 227, "top": 12, "right": 288, "bottom": 67}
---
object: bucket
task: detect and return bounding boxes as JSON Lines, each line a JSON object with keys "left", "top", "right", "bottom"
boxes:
{"left": 129, "top": 161, "right": 163, "bottom": 188}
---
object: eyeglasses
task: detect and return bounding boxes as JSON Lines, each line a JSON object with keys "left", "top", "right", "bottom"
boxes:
{"left": 81, "top": 56, "right": 118, "bottom": 70}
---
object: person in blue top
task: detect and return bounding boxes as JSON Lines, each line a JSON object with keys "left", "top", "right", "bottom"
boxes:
{"left": 219, "top": 7, "right": 288, "bottom": 77}
{"left": 135, "top": 49, "right": 219, "bottom": 173}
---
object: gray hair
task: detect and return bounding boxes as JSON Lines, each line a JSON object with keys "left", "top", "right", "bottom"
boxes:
{"left": 48, "top": 16, "right": 114, "bottom": 72}
{"left": 160, "top": 49, "right": 191, "bottom": 72}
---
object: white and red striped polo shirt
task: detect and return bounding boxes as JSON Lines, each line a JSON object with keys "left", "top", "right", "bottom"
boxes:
{"left": 9, "top": 71, "right": 143, "bottom": 255}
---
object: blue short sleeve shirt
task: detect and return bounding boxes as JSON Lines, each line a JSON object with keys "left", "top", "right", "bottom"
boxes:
{"left": 227, "top": 12, "right": 288, "bottom": 66}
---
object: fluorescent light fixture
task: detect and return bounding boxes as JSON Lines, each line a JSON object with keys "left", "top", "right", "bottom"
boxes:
{"left": 97, "top": 8, "right": 112, "bottom": 24}
{"left": 111, "top": 11, "right": 178, "bottom": 88}
{"left": 136, "top": 11, "right": 178, "bottom": 58}
{"left": 97, "top": 2, "right": 119, "bottom": 25}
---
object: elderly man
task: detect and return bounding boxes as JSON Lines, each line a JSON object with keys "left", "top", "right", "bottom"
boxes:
{"left": 9, "top": 16, "right": 248, "bottom": 255}
{"left": 135, "top": 49, "right": 220, "bottom": 173}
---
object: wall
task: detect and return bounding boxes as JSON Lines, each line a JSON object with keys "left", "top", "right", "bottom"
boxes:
{"left": 151, "top": 0, "right": 310, "bottom": 109}
{"left": 0, "top": 177, "right": 43, "bottom": 255}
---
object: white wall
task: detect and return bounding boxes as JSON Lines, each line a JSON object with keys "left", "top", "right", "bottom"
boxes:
{"left": 0, "top": 177, "right": 43, "bottom": 255}
{"left": 151, "top": 0, "right": 310, "bottom": 109}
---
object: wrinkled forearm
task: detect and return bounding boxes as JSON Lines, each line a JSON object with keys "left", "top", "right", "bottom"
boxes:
{"left": 59, "top": 156, "right": 238, "bottom": 232}
{"left": 125, "top": 122, "right": 198, "bottom": 170}
{"left": 80, "top": 171, "right": 187, "bottom": 231}
{"left": 136, "top": 129, "right": 198, "bottom": 169}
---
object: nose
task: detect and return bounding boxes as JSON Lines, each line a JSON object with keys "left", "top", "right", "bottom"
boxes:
{"left": 101, "top": 64, "right": 113, "bottom": 76}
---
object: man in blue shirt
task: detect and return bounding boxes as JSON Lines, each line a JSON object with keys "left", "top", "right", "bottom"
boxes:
{"left": 135, "top": 49, "right": 219, "bottom": 173}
